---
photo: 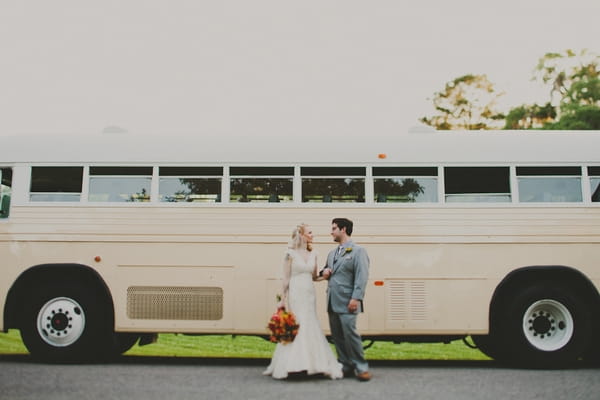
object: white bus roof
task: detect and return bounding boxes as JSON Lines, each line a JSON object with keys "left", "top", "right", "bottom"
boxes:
{"left": 1, "top": 130, "right": 600, "bottom": 165}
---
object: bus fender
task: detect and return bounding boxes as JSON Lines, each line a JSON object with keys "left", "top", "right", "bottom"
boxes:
{"left": 3, "top": 263, "right": 115, "bottom": 330}
{"left": 490, "top": 265, "right": 600, "bottom": 318}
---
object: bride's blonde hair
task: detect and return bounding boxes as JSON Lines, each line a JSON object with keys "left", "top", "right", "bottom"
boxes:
{"left": 289, "top": 223, "right": 312, "bottom": 251}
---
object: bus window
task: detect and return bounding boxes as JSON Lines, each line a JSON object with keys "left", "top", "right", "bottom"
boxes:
{"left": 517, "top": 167, "right": 582, "bottom": 203}
{"left": 0, "top": 168, "right": 12, "bottom": 218}
{"left": 230, "top": 167, "right": 293, "bottom": 203}
{"left": 301, "top": 167, "right": 366, "bottom": 203}
{"left": 159, "top": 167, "right": 223, "bottom": 203}
{"left": 373, "top": 167, "right": 437, "bottom": 203}
{"left": 444, "top": 167, "right": 511, "bottom": 203}
{"left": 30, "top": 166, "right": 83, "bottom": 202}
{"left": 589, "top": 167, "right": 600, "bottom": 202}
{"left": 89, "top": 167, "right": 152, "bottom": 202}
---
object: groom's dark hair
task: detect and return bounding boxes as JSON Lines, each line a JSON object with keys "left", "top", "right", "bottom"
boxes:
{"left": 332, "top": 218, "right": 353, "bottom": 236}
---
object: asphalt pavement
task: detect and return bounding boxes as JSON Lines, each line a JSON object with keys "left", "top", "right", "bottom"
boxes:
{"left": 1, "top": 355, "right": 598, "bottom": 400}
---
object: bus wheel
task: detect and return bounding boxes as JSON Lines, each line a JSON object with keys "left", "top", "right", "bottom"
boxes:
{"left": 502, "top": 282, "right": 591, "bottom": 367}
{"left": 20, "top": 284, "right": 112, "bottom": 362}
{"left": 113, "top": 333, "right": 140, "bottom": 354}
{"left": 471, "top": 334, "right": 504, "bottom": 361}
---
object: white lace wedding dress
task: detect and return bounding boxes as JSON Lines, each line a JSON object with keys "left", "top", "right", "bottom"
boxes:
{"left": 263, "top": 249, "right": 343, "bottom": 379}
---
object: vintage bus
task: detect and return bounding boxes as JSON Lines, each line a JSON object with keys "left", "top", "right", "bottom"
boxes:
{"left": 1, "top": 130, "right": 599, "bottom": 366}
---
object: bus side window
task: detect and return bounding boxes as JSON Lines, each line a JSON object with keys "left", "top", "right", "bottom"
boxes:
{"left": 0, "top": 168, "right": 12, "bottom": 218}
{"left": 89, "top": 167, "right": 152, "bottom": 202}
{"left": 30, "top": 166, "right": 83, "bottom": 202}
{"left": 301, "top": 167, "right": 366, "bottom": 203}
{"left": 229, "top": 167, "right": 294, "bottom": 203}
{"left": 373, "top": 167, "right": 438, "bottom": 203}
{"left": 159, "top": 167, "right": 223, "bottom": 203}
{"left": 517, "top": 167, "right": 582, "bottom": 203}
{"left": 444, "top": 167, "right": 511, "bottom": 203}
{"left": 589, "top": 167, "right": 600, "bottom": 202}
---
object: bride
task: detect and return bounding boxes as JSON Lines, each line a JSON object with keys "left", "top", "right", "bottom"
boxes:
{"left": 263, "top": 224, "right": 343, "bottom": 380}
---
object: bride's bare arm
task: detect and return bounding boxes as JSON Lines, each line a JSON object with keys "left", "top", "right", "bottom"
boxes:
{"left": 312, "top": 253, "right": 326, "bottom": 281}
{"left": 279, "top": 252, "right": 292, "bottom": 308}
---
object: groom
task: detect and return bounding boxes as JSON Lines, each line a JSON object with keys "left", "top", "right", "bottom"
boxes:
{"left": 321, "top": 218, "right": 371, "bottom": 381}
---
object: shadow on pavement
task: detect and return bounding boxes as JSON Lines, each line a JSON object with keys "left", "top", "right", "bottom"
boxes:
{"left": 1, "top": 353, "right": 598, "bottom": 370}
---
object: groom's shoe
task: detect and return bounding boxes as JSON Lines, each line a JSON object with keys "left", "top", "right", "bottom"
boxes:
{"left": 356, "top": 371, "right": 372, "bottom": 382}
{"left": 342, "top": 369, "right": 355, "bottom": 378}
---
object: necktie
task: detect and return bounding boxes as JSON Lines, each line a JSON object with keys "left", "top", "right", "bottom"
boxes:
{"left": 335, "top": 246, "right": 344, "bottom": 261}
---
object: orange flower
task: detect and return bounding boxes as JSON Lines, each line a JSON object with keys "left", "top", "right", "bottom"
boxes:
{"left": 267, "top": 307, "right": 300, "bottom": 344}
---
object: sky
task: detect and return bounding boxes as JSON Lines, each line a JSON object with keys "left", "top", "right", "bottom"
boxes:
{"left": 0, "top": 0, "right": 599, "bottom": 139}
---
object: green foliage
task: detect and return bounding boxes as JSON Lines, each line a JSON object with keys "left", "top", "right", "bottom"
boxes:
{"left": 504, "top": 102, "right": 556, "bottom": 130}
{"left": 544, "top": 104, "right": 600, "bottom": 130}
{"left": 504, "top": 48, "right": 600, "bottom": 130}
{"left": 0, "top": 330, "right": 490, "bottom": 360}
{"left": 534, "top": 49, "right": 600, "bottom": 107}
{"left": 0, "top": 330, "right": 28, "bottom": 354}
{"left": 566, "top": 77, "right": 600, "bottom": 106}
{"left": 423, "top": 48, "right": 600, "bottom": 132}
{"left": 421, "top": 74, "right": 505, "bottom": 130}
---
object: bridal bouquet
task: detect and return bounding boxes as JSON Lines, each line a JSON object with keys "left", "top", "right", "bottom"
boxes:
{"left": 267, "top": 306, "right": 299, "bottom": 344}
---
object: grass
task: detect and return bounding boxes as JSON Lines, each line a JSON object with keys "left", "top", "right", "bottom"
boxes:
{"left": 0, "top": 329, "right": 490, "bottom": 360}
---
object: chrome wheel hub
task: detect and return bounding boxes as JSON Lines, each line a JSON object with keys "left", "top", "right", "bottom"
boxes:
{"left": 522, "top": 299, "right": 573, "bottom": 351}
{"left": 36, "top": 297, "right": 85, "bottom": 347}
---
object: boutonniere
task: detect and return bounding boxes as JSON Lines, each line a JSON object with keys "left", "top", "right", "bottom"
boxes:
{"left": 344, "top": 247, "right": 352, "bottom": 254}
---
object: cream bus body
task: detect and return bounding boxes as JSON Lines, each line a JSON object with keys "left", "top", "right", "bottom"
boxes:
{"left": 1, "top": 131, "right": 599, "bottom": 365}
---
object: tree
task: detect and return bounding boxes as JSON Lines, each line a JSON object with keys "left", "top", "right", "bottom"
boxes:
{"left": 504, "top": 102, "right": 556, "bottom": 130}
{"left": 545, "top": 104, "right": 600, "bottom": 130}
{"left": 565, "top": 76, "right": 600, "bottom": 107}
{"left": 505, "top": 49, "right": 600, "bottom": 130}
{"left": 534, "top": 49, "right": 600, "bottom": 107}
{"left": 421, "top": 74, "right": 505, "bottom": 130}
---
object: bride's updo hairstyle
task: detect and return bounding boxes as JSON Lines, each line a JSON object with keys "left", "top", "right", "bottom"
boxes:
{"left": 289, "top": 223, "right": 313, "bottom": 251}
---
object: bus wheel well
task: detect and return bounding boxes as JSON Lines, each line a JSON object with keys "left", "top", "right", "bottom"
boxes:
{"left": 4, "top": 263, "right": 115, "bottom": 330}
{"left": 490, "top": 265, "right": 600, "bottom": 322}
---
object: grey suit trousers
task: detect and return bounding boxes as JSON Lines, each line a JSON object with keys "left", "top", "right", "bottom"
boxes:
{"left": 328, "top": 311, "right": 369, "bottom": 374}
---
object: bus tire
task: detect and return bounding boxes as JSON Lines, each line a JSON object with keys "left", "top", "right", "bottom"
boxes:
{"left": 20, "top": 282, "right": 113, "bottom": 362}
{"left": 501, "top": 281, "right": 591, "bottom": 367}
{"left": 113, "top": 333, "right": 140, "bottom": 354}
{"left": 471, "top": 334, "right": 505, "bottom": 361}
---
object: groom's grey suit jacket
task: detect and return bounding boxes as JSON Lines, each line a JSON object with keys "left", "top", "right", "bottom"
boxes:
{"left": 325, "top": 241, "right": 369, "bottom": 314}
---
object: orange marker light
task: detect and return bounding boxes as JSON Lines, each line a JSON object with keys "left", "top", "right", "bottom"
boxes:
{"left": 374, "top": 281, "right": 384, "bottom": 286}
{"left": 94, "top": 256, "right": 102, "bottom": 262}
{"left": 377, "top": 153, "right": 387, "bottom": 159}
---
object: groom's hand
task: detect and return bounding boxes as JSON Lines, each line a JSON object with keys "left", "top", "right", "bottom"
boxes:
{"left": 348, "top": 298, "right": 360, "bottom": 313}
{"left": 320, "top": 268, "right": 332, "bottom": 279}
